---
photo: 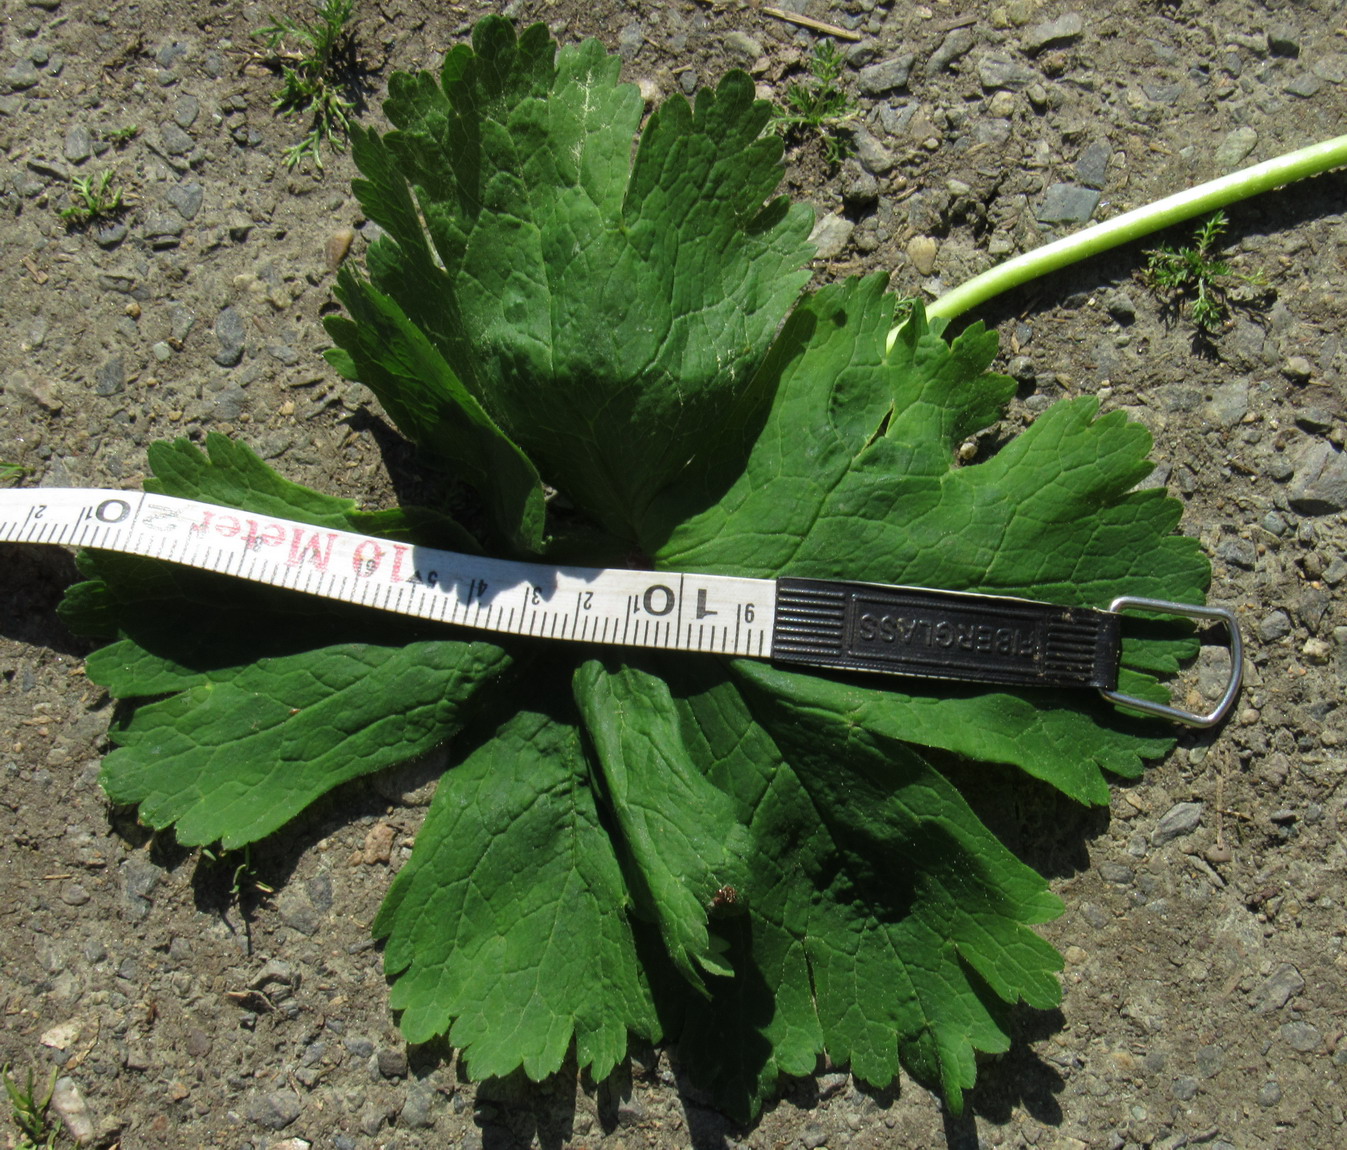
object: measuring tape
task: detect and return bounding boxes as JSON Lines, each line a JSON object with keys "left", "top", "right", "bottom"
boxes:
{"left": 0, "top": 487, "right": 1242, "bottom": 727}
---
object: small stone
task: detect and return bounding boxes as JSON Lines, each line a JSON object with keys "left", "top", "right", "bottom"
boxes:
{"left": 213, "top": 305, "right": 246, "bottom": 367}
{"left": 1294, "top": 406, "right": 1335, "bottom": 433}
{"left": 1196, "top": 1044, "right": 1224, "bottom": 1078}
{"left": 1279, "top": 1020, "right": 1321, "bottom": 1052}
{"left": 858, "top": 54, "right": 915, "bottom": 95}
{"left": 50, "top": 1078, "right": 95, "bottom": 1145}
{"left": 399, "top": 1079, "right": 437, "bottom": 1129}
{"left": 1075, "top": 141, "right": 1112, "bottom": 189}
{"left": 1268, "top": 27, "right": 1301, "bottom": 57}
{"left": 853, "top": 128, "right": 894, "bottom": 175}
{"left": 1257, "top": 1080, "right": 1282, "bottom": 1107}
{"left": 325, "top": 227, "right": 356, "bottom": 270}
{"left": 1203, "top": 380, "right": 1249, "bottom": 428}
{"left": 251, "top": 958, "right": 298, "bottom": 990}
{"left": 1037, "top": 183, "right": 1101, "bottom": 224}
{"left": 1302, "top": 637, "right": 1332, "bottom": 665}
{"left": 907, "top": 235, "right": 938, "bottom": 275}
{"left": 276, "top": 887, "right": 320, "bottom": 935}
{"left": 977, "top": 54, "right": 1039, "bottom": 90}
{"left": 1216, "top": 538, "right": 1256, "bottom": 569}
{"left": 1171, "top": 1075, "right": 1199, "bottom": 1101}
{"left": 1286, "top": 73, "right": 1324, "bottom": 98}
{"left": 166, "top": 181, "right": 203, "bottom": 219}
{"left": 1287, "top": 440, "right": 1347, "bottom": 514}
{"left": 172, "top": 94, "right": 199, "bottom": 129}
{"left": 1215, "top": 126, "right": 1258, "bottom": 170}
{"left": 248, "top": 1090, "right": 301, "bottom": 1131}
{"left": 1251, "top": 963, "right": 1305, "bottom": 1013}
{"left": 376, "top": 1047, "right": 408, "bottom": 1078}
{"left": 361, "top": 822, "right": 397, "bottom": 865}
{"left": 60, "top": 881, "right": 91, "bottom": 906}
{"left": 94, "top": 354, "right": 124, "bottom": 397}
{"left": 63, "top": 124, "right": 92, "bottom": 163}
{"left": 5, "top": 58, "right": 41, "bottom": 90}
{"left": 809, "top": 213, "right": 853, "bottom": 260}
{"left": 159, "top": 123, "right": 194, "bottom": 156}
{"left": 1257, "top": 610, "right": 1292, "bottom": 643}
{"left": 1152, "top": 801, "right": 1203, "bottom": 845}
{"left": 927, "top": 27, "right": 974, "bottom": 73}
{"left": 1103, "top": 288, "right": 1136, "bottom": 323}
{"left": 723, "top": 31, "right": 761, "bottom": 64}
{"left": 1282, "top": 355, "right": 1313, "bottom": 382}
{"left": 1023, "top": 13, "right": 1084, "bottom": 54}
{"left": 345, "top": 1036, "right": 375, "bottom": 1059}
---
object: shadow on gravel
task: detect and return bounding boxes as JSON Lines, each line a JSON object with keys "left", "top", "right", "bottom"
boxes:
{"left": 0, "top": 542, "right": 92, "bottom": 657}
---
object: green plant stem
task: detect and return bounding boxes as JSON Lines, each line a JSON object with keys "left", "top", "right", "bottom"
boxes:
{"left": 888, "top": 132, "right": 1347, "bottom": 348}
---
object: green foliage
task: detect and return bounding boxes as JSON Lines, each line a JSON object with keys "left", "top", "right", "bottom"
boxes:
{"left": 1143, "top": 210, "right": 1267, "bottom": 333}
{"left": 105, "top": 123, "right": 139, "bottom": 147}
{"left": 254, "top": 0, "right": 360, "bottom": 168}
{"left": 0, "top": 462, "right": 26, "bottom": 486}
{"left": 2, "top": 1063, "right": 58, "bottom": 1150}
{"left": 65, "top": 18, "right": 1209, "bottom": 1121}
{"left": 771, "top": 41, "right": 859, "bottom": 166}
{"left": 58, "top": 170, "right": 125, "bottom": 226}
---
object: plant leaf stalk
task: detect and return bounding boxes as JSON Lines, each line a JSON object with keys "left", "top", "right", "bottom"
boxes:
{"left": 889, "top": 132, "right": 1347, "bottom": 350}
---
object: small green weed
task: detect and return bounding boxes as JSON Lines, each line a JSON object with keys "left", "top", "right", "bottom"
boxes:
{"left": 58, "top": 170, "right": 127, "bottom": 226}
{"left": 1143, "top": 210, "right": 1267, "bottom": 333}
{"left": 2, "top": 1063, "right": 59, "bottom": 1150}
{"left": 105, "top": 123, "right": 139, "bottom": 147}
{"left": 771, "top": 40, "right": 859, "bottom": 167}
{"left": 254, "top": 0, "right": 361, "bottom": 168}
{"left": 0, "top": 462, "right": 27, "bottom": 486}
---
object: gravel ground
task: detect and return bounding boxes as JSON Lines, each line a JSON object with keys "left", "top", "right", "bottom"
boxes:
{"left": 1, "top": 1, "right": 1345, "bottom": 1148}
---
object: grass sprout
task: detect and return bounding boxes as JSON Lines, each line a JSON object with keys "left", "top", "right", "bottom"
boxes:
{"left": 106, "top": 123, "right": 139, "bottom": 147}
{"left": 772, "top": 41, "right": 858, "bottom": 167}
{"left": 58, "top": 170, "right": 126, "bottom": 226}
{"left": 2, "top": 1063, "right": 59, "bottom": 1150}
{"left": 254, "top": 0, "right": 361, "bottom": 168}
{"left": 1143, "top": 211, "right": 1266, "bottom": 333}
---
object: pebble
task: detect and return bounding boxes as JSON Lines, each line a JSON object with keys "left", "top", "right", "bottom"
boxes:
{"left": 927, "top": 27, "right": 974, "bottom": 73}
{"left": 1257, "top": 1080, "right": 1282, "bottom": 1107}
{"left": 167, "top": 181, "right": 204, "bottom": 220}
{"left": 1216, "top": 538, "right": 1255, "bottom": 569}
{"left": 1286, "top": 73, "right": 1324, "bottom": 99}
{"left": 1252, "top": 963, "right": 1305, "bottom": 1013}
{"left": 858, "top": 54, "right": 915, "bottom": 95}
{"left": 376, "top": 1047, "right": 408, "bottom": 1078}
{"left": 400, "top": 1079, "right": 437, "bottom": 1128}
{"left": 1103, "top": 288, "right": 1136, "bottom": 323}
{"left": 248, "top": 1090, "right": 301, "bottom": 1130}
{"left": 1257, "top": 610, "right": 1292, "bottom": 642}
{"left": 852, "top": 128, "right": 894, "bottom": 175}
{"left": 907, "top": 235, "right": 938, "bottom": 275}
{"left": 723, "top": 31, "right": 761, "bottom": 64}
{"left": 1075, "top": 141, "right": 1112, "bottom": 189}
{"left": 1171, "top": 1075, "right": 1199, "bottom": 1101}
{"left": 1286, "top": 439, "right": 1347, "bottom": 514}
{"left": 64, "top": 123, "right": 92, "bottom": 163}
{"left": 172, "top": 94, "right": 199, "bottom": 129}
{"left": 1023, "top": 13, "right": 1084, "bottom": 54}
{"left": 1279, "top": 1020, "right": 1321, "bottom": 1052}
{"left": 5, "top": 58, "right": 41, "bottom": 90}
{"left": 325, "top": 227, "right": 356, "bottom": 270}
{"left": 1302, "top": 637, "right": 1332, "bottom": 664}
{"left": 809, "top": 213, "right": 853, "bottom": 260}
{"left": 977, "top": 54, "right": 1039, "bottom": 91}
{"left": 1268, "top": 27, "right": 1301, "bottom": 57}
{"left": 94, "top": 354, "right": 125, "bottom": 397}
{"left": 50, "top": 1078, "right": 95, "bottom": 1144}
{"left": 159, "top": 122, "right": 194, "bottom": 156}
{"left": 1203, "top": 380, "right": 1249, "bottom": 428}
{"left": 1215, "top": 126, "right": 1258, "bottom": 169}
{"left": 1152, "top": 801, "right": 1203, "bottom": 845}
{"left": 213, "top": 305, "right": 246, "bottom": 367}
{"left": 1282, "top": 355, "right": 1313, "bottom": 382}
{"left": 1038, "top": 183, "right": 1100, "bottom": 224}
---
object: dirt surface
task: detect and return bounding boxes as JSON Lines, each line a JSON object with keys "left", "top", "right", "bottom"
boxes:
{"left": 2, "top": 1, "right": 1345, "bottom": 1147}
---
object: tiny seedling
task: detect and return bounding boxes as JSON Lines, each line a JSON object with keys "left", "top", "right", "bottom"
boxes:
{"left": 254, "top": 0, "right": 360, "bottom": 168}
{"left": 200, "top": 843, "right": 275, "bottom": 903}
{"left": 0, "top": 462, "right": 27, "bottom": 486}
{"left": 1143, "top": 210, "right": 1266, "bottom": 333}
{"left": 58, "top": 170, "right": 126, "bottom": 226}
{"left": 771, "top": 40, "right": 858, "bottom": 166}
{"left": 2, "top": 1063, "right": 59, "bottom": 1150}
{"left": 105, "top": 123, "right": 139, "bottom": 147}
